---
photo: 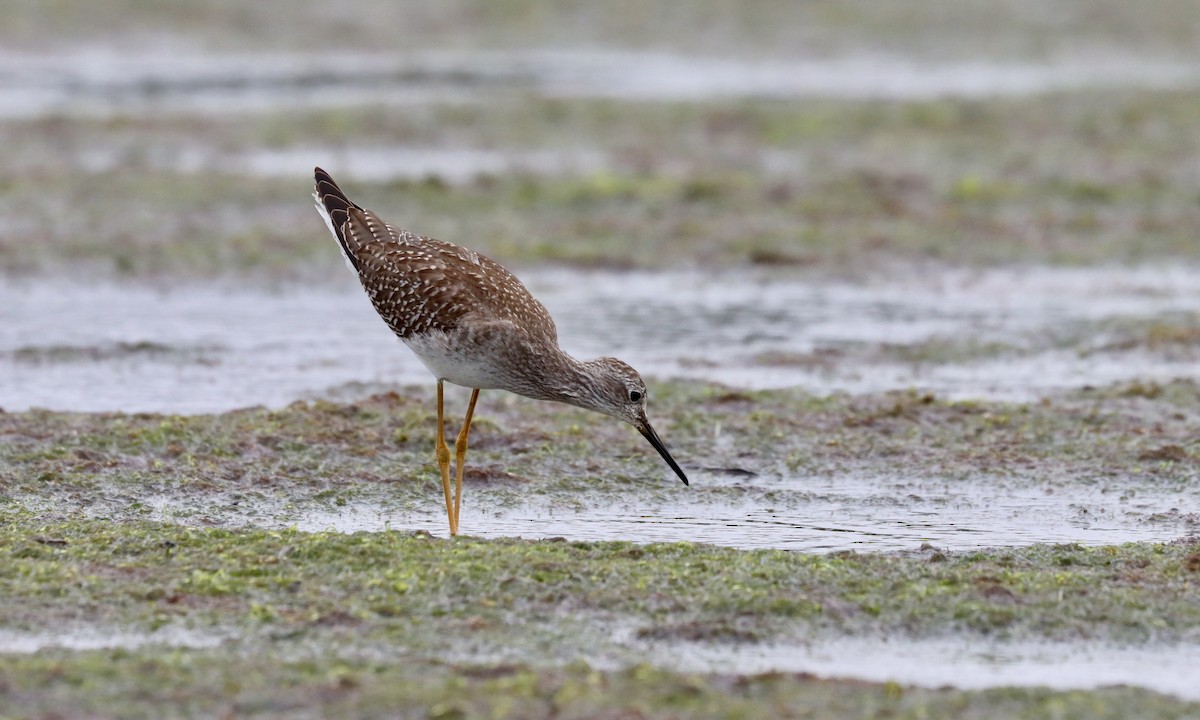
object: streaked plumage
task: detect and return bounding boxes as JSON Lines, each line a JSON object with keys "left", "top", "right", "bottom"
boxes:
{"left": 313, "top": 167, "right": 688, "bottom": 535}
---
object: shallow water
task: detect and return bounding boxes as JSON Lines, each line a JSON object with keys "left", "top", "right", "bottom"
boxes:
{"left": 2, "top": 48, "right": 1198, "bottom": 119}
{"left": 3, "top": 265, "right": 1198, "bottom": 413}
{"left": 4, "top": 622, "right": 1196, "bottom": 701}
{"left": 20, "top": 263, "right": 1190, "bottom": 556}
{"left": 230, "top": 469, "right": 1195, "bottom": 553}
{"left": 69, "top": 141, "right": 612, "bottom": 184}
{"left": 636, "top": 636, "right": 1200, "bottom": 701}
{"left": 7, "top": 265, "right": 1200, "bottom": 705}
{"left": 0, "top": 626, "right": 224, "bottom": 654}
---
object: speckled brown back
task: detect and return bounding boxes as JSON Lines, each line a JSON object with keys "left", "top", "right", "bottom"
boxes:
{"left": 313, "top": 167, "right": 557, "bottom": 342}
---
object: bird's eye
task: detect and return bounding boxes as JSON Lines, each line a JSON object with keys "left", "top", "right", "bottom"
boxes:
{"left": 628, "top": 390, "right": 643, "bottom": 402}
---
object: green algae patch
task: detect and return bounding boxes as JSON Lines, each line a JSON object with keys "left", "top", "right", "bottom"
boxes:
{"left": 4, "top": 87, "right": 1200, "bottom": 281}
{"left": 3, "top": 382, "right": 1200, "bottom": 717}
{"left": 656, "top": 379, "right": 1200, "bottom": 485}
{"left": 2, "top": 514, "right": 1198, "bottom": 644}
{"left": 6, "top": 0, "right": 1198, "bottom": 59}
{"left": 5, "top": 380, "right": 1200, "bottom": 514}
{"left": 1, "top": 515, "right": 1199, "bottom": 717}
{"left": 2, "top": 649, "right": 1196, "bottom": 720}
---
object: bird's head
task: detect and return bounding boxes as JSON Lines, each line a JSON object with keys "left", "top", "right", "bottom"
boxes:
{"left": 574, "top": 357, "right": 689, "bottom": 486}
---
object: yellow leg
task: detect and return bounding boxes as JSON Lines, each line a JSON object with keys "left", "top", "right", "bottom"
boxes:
{"left": 435, "top": 381, "right": 455, "bottom": 535}
{"left": 453, "top": 389, "right": 481, "bottom": 532}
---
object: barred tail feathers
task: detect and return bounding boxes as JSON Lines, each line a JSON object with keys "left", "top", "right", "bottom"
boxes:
{"left": 313, "top": 166, "right": 362, "bottom": 272}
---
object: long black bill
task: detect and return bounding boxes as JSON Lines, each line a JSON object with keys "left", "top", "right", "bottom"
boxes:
{"left": 638, "top": 420, "right": 690, "bottom": 486}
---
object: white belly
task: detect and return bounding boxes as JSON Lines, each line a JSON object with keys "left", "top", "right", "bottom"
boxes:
{"left": 403, "top": 332, "right": 509, "bottom": 390}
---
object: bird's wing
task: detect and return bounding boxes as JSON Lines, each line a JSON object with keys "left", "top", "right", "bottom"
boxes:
{"left": 314, "top": 167, "right": 558, "bottom": 343}
{"left": 314, "top": 167, "right": 410, "bottom": 268}
{"left": 355, "top": 243, "right": 472, "bottom": 338}
{"left": 356, "top": 242, "right": 558, "bottom": 343}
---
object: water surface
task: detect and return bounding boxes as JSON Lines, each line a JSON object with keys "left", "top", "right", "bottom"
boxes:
{"left": 266, "top": 471, "right": 1196, "bottom": 553}
{"left": 3, "top": 49, "right": 1198, "bottom": 119}
{"left": 636, "top": 637, "right": 1200, "bottom": 701}
{"left": 3, "top": 265, "right": 1198, "bottom": 413}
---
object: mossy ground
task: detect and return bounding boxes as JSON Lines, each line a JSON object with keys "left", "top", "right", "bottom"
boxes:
{"left": 3, "top": 382, "right": 1200, "bottom": 716}
{"left": 4, "top": 88, "right": 1200, "bottom": 280}
{"left": 4, "top": 2, "right": 1200, "bottom": 716}
{"left": 3, "top": 513, "right": 1200, "bottom": 645}
{"left": 6, "top": 380, "right": 1199, "bottom": 504}
{"left": 6, "top": 649, "right": 1195, "bottom": 720}
{"left": 1, "top": 513, "right": 1199, "bottom": 718}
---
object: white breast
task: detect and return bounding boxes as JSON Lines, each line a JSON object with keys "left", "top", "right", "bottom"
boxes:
{"left": 403, "top": 332, "right": 510, "bottom": 390}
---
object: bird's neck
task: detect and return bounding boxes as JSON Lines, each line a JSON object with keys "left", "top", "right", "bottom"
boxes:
{"left": 518, "top": 349, "right": 607, "bottom": 414}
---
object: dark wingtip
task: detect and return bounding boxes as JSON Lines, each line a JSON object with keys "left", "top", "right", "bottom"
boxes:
{"left": 313, "top": 168, "right": 359, "bottom": 223}
{"left": 312, "top": 167, "right": 363, "bottom": 270}
{"left": 313, "top": 167, "right": 348, "bottom": 205}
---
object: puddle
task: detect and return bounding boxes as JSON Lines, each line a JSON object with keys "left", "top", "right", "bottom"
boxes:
{"left": 634, "top": 636, "right": 1200, "bottom": 701}
{"left": 0, "top": 626, "right": 225, "bottom": 654}
{"left": 2, "top": 48, "right": 1198, "bottom": 119}
{"left": 135, "top": 469, "right": 1199, "bottom": 554}
{"left": 244, "top": 145, "right": 606, "bottom": 183}
{"left": 2, "top": 265, "right": 1199, "bottom": 413}
{"left": 531, "top": 51, "right": 1200, "bottom": 101}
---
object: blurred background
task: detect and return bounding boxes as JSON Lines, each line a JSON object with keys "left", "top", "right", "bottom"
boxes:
{"left": 1, "top": 0, "right": 1199, "bottom": 412}
{"left": 5, "top": 7, "right": 1200, "bottom": 698}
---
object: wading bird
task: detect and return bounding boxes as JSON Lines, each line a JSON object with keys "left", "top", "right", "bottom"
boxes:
{"left": 313, "top": 168, "right": 688, "bottom": 535}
